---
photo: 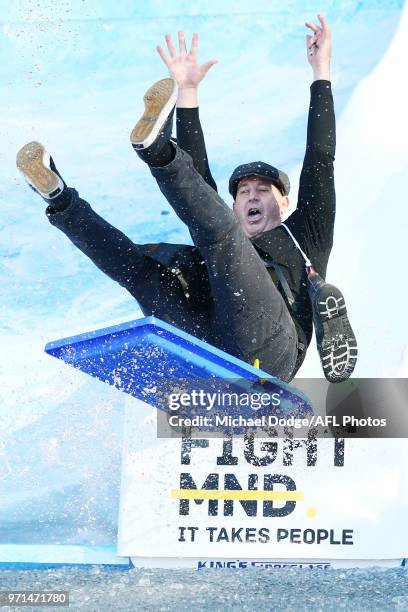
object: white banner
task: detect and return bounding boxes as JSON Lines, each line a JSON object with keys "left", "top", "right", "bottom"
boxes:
{"left": 118, "top": 397, "right": 408, "bottom": 562}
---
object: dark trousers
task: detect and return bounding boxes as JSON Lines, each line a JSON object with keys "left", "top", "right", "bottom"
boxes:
{"left": 49, "top": 146, "right": 299, "bottom": 382}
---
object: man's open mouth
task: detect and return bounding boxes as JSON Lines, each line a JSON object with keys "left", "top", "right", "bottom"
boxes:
{"left": 247, "top": 207, "right": 263, "bottom": 223}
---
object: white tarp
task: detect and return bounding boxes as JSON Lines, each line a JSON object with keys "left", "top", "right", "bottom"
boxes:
{"left": 118, "top": 397, "right": 408, "bottom": 563}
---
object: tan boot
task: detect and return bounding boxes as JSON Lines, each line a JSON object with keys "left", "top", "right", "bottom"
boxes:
{"left": 130, "top": 78, "right": 177, "bottom": 150}
{"left": 16, "top": 141, "right": 64, "bottom": 199}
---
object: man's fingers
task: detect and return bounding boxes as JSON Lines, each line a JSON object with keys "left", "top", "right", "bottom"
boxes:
{"left": 165, "top": 34, "right": 177, "bottom": 58}
{"left": 178, "top": 31, "right": 187, "bottom": 54}
{"left": 202, "top": 59, "right": 218, "bottom": 75}
{"left": 156, "top": 45, "right": 171, "bottom": 67}
{"left": 318, "top": 14, "right": 330, "bottom": 31}
{"left": 190, "top": 32, "right": 199, "bottom": 57}
{"left": 305, "top": 21, "right": 320, "bottom": 34}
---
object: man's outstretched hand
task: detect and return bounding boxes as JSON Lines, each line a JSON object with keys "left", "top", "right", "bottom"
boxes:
{"left": 157, "top": 32, "right": 218, "bottom": 106}
{"left": 305, "top": 15, "right": 331, "bottom": 81}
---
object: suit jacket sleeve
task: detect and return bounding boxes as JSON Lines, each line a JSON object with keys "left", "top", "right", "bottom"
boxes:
{"left": 286, "top": 80, "right": 336, "bottom": 271}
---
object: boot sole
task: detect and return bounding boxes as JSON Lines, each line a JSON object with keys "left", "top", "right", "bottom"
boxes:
{"left": 16, "top": 141, "right": 63, "bottom": 198}
{"left": 130, "top": 78, "right": 177, "bottom": 149}
{"left": 315, "top": 285, "right": 358, "bottom": 383}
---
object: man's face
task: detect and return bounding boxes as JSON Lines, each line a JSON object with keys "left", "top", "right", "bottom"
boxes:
{"left": 233, "top": 176, "right": 289, "bottom": 237}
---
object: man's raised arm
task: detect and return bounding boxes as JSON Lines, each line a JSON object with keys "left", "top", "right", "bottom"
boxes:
{"left": 287, "top": 15, "right": 335, "bottom": 264}
{"left": 156, "top": 31, "right": 218, "bottom": 191}
{"left": 305, "top": 15, "right": 335, "bottom": 160}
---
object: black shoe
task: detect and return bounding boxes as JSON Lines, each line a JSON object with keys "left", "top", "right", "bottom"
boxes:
{"left": 16, "top": 141, "right": 65, "bottom": 199}
{"left": 130, "top": 78, "right": 177, "bottom": 152}
{"left": 308, "top": 272, "right": 358, "bottom": 383}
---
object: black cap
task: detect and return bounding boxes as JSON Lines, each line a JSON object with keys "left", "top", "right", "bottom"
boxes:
{"left": 229, "top": 161, "right": 290, "bottom": 198}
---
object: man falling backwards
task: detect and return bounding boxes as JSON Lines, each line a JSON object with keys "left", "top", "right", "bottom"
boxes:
{"left": 17, "top": 15, "right": 357, "bottom": 383}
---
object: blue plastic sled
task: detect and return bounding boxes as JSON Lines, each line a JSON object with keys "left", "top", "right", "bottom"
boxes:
{"left": 45, "top": 316, "right": 312, "bottom": 421}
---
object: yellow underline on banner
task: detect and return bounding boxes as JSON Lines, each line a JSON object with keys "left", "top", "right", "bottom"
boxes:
{"left": 171, "top": 489, "right": 304, "bottom": 501}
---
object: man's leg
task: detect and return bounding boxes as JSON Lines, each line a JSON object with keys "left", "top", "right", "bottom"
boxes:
{"left": 16, "top": 141, "right": 214, "bottom": 343}
{"left": 50, "top": 187, "right": 214, "bottom": 339}
{"left": 141, "top": 145, "right": 298, "bottom": 381}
